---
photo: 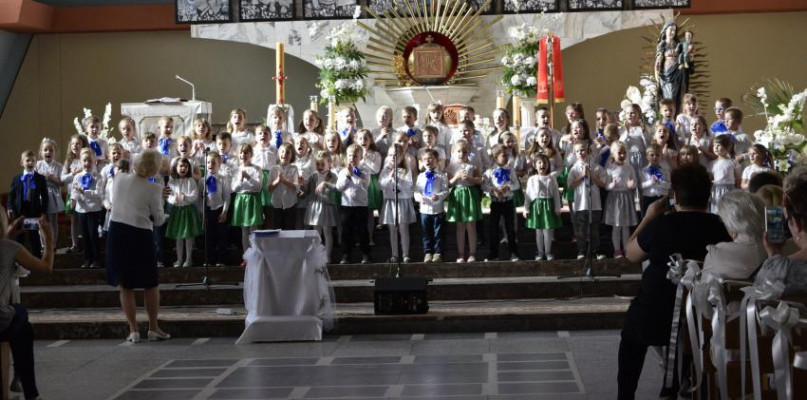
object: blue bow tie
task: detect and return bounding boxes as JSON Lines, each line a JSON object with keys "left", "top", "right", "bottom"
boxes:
{"left": 90, "top": 140, "right": 102, "bottom": 156}
{"left": 711, "top": 121, "right": 728, "bottom": 134}
{"left": 493, "top": 168, "right": 510, "bottom": 185}
{"left": 274, "top": 131, "right": 283, "bottom": 149}
{"left": 21, "top": 173, "right": 36, "bottom": 201}
{"left": 108, "top": 165, "right": 115, "bottom": 177}
{"left": 352, "top": 167, "right": 362, "bottom": 177}
{"left": 406, "top": 128, "right": 418, "bottom": 138}
{"left": 342, "top": 128, "right": 354, "bottom": 147}
{"left": 599, "top": 148, "right": 611, "bottom": 167}
{"left": 424, "top": 170, "right": 436, "bottom": 196}
{"left": 80, "top": 173, "right": 93, "bottom": 190}
{"left": 648, "top": 165, "right": 664, "bottom": 181}
{"left": 158, "top": 137, "right": 172, "bottom": 156}
{"left": 206, "top": 175, "right": 217, "bottom": 194}
{"left": 596, "top": 129, "right": 605, "bottom": 141}
{"left": 148, "top": 176, "right": 158, "bottom": 184}
{"left": 664, "top": 121, "right": 676, "bottom": 135}
{"left": 221, "top": 153, "right": 229, "bottom": 163}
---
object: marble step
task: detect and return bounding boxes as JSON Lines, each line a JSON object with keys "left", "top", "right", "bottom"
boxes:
{"left": 20, "top": 275, "right": 641, "bottom": 308}
{"left": 28, "top": 297, "right": 631, "bottom": 340}
{"left": 25, "top": 259, "right": 640, "bottom": 285}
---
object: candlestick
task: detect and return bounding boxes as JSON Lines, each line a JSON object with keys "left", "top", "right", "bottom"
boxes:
{"left": 309, "top": 95, "right": 318, "bottom": 112}
{"left": 512, "top": 95, "right": 521, "bottom": 129}
{"left": 496, "top": 89, "right": 505, "bottom": 109}
{"left": 328, "top": 101, "right": 336, "bottom": 132}
{"left": 275, "top": 42, "right": 286, "bottom": 105}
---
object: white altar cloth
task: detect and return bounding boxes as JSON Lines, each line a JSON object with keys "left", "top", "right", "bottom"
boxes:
{"left": 121, "top": 100, "right": 212, "bottom": 139}
{"left": 236, "top": 230, "right": 335, "bottom": 343}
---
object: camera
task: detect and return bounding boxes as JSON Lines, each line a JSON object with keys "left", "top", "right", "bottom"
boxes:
{"left": 22, "top": 218, "right": 40, "bottom": 231}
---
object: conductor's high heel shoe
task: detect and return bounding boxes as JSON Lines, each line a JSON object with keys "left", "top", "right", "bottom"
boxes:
{"left": 147, "top": 330, "right": 171, "bottom": 341}
{"left": 126, "top": 332, "right": 140, "bottom": 343}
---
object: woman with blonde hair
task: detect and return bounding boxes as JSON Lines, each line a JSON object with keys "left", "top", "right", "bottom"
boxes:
{"left": 106, "top": 149, "right": 170, "bottom": 343}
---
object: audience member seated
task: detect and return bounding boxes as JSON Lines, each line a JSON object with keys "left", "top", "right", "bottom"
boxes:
{"left": 702, "top": 190, "right": 766, "bottom": 280}
{"left": 618, "top": 164, "right": 731, "bottom": 399}
{"left": 0, "top": 205, "right": 52, "bottom": 400}
{"left": 754, "top": 178, "right": 807, "bottom": 296}
{"left": 748, "top": 170, "right": 783, "bottom": 194}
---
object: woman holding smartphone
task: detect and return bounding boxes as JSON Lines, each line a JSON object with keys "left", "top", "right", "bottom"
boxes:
{"left": 0, "top": 206, "right": 53, "bottom": 400}
{"left": 755, "top": 175, "right": 807, "bottom": 295}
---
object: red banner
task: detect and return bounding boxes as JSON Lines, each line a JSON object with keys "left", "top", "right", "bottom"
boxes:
{"left": 536, "top": 37, "right": 549, "bottom": 104}
{"left": 552, "top": 36, "right": 564, "bottom": 103}
{"left": 535, "top": 36, "right": 564, "bottom": 104}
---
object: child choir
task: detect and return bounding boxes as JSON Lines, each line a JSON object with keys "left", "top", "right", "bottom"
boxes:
{"left": 7, "top": 92, "right": 771, "bottom": 265}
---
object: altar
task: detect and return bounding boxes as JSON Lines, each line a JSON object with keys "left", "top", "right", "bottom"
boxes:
{"left": 120, "top": 100, "right": 212, "bottom": 138}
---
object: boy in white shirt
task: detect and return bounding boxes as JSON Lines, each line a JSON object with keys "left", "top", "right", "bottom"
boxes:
{"left": 566, "top": 142, "right": 608, "bottom": 260}
{"left": 336, "top": 144, "right": 371, "bottom": 264}
{"left": 200, "top": 152, "right": 231, "bottom": 267}
{"left": 414, "top": 149, "right": 450, "bottom": 263}
{"left": 71, "top": 148, "right": 104, "bottom": 268}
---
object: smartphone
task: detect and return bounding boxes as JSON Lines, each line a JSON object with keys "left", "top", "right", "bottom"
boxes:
{"left": 765, "top": 206, "right": 786, "bottom": 244}
{"left": 22, "top": 218, "right": 40, "bottom": 231}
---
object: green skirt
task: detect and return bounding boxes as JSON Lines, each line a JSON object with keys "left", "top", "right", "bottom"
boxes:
{"left": 231, "top": 192, "right": 264, "bottom": 227}
{"left": 260, "top": 170, "right": 273, "bottom": 207}
{"left": 64, "top": 191, "right": 74, "bottom": 215}
{"left": 166, "top": 204, "right": 202, "bottom": 239}
{"left": 367, "top": 174, "right": 382, "bottom": 210}
{"left": 526, "top": 198, "right": 563, "bottom": 230}
{"left": 446, "top": 186, "right": 483, "bottom": 222}
{"left": 558, "top": 165, "right": 574, "bottom": 205}
{"left": 511, "top": 188, "right": 525, "bottom": 208}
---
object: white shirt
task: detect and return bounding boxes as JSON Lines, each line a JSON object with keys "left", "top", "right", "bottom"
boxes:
{"left": 61, "top": 159, "right": 84, "bottom": 186}
{"left": 336, "top": 166, "right": 370, "bottom": 207}
{"left": 35, "top": 160, "right": 63, "bottom": 191}
{"left": 231, "top": 165, "right": 262, "bottom": 193}
{"left": 310, "top": 171, "right": 337, "bottom": 205}
{"left": 620, "top": 125, "right": 651, "bottom": 157}
{"left": 742, "top": 164, "right": 770, "bottom": 182}
{"left": 640, "top": 164, "right": 671, "bottom": 197}
{"left": 98, "top": 163, "right": 116, "bottom": 204}
{"left": 231, "top": 130, "right": 256, "bottom": 148}
{"left": 711, "top": 158, "right": 737, "bottom": 185}
{"left": 121, "top": 137, "right": 143, "bottom": 158}
{"left": 253, "top": 145, "right": 278, "bottom": 171}
{"left": 379, "top": 167, "right": 414, "bottom": 200}
{"left": 524, "top": 174, "right": 561, "bottom": 213}
{"left": 675, "top": 114, "right": 695, "bottom": 144}
{"left": 361, "top": 150, "right": 383, "bottom": 175}
{"left": 269, "top": 164, "right": 300, "bottom": 209}
{"left": 447, "top": 162, "right": 477, "bottom": 187}
{"left": 567, "top": 161, "right": 606, "bottom": 211}
{"left": 295, "top": 154, "right": 316, "bottom": 181}
{"left": 110, "top": 173, "right": 167, "bottom": 230}
{"left": 87, "top": 136, "right": 108, "bottom": 163}
{"left": 218, "top": 152, "right": 239, "bottom": 177}
{"left": 71, "top": 171, "right": 103, "bottom": 213}
{"left": 167, "top": 177, "right": 199, "bottom": 207}
{"left": 482, "top": 166, "right": 519, "bottom": 201}
{"left": 199, "top": 172, "right": 231, "bottom": 212}
{"left": 606, "top": 163, "right": 637, "bottom": 191}
{"left": 414, "top": 169, "right": 449, "bottom": 214}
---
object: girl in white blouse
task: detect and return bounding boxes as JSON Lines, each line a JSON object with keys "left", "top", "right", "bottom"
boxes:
{"left": 165, "top": 158, "right": 201, "bottom": 267}
{"left": 230, "top": 144, "right": 264, "bottom": 257}
{"left": 523, "top": 155, "right": 562, "bottom": 261}
{"left": 268, "top": 143, "right": 300, "bottom": 230}
{"left": 36, "top": 138, "right": 64, "bottom": 249}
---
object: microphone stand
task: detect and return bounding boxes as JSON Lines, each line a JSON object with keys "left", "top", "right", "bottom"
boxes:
{"left": 559, "top": 140, "right": 620, "bottom": 282}
{"left": 391, "top": 144, "right": 403, "bottom": 278}
{"left": 177, "top": 147, "right": 239, "bottom": 289}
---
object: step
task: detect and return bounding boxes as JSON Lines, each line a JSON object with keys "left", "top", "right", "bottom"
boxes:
{"left": 25, "top": 259, "right": 641, "bottom": 285}
{"left": 28, "top": 297, "right": 631, "bottom": 340}
{"left": 20, "top": 275, "right": 641, "bottom": 308}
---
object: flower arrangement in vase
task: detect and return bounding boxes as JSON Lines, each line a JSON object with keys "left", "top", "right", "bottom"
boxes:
{"left": 73, "top": 102, "right": 117, "bottom": 144}
{"left": 315, "top": 7, "right": 368, "bottom": 106}
{"left": 746, "top": 79, "right": 807, "bottom": 173}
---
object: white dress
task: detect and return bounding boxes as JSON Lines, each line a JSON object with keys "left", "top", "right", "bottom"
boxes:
{"left": 35, "top": 160, "right": 65, "bottom": 213}
{"left": 603, "top": 163, "right": 638, "bottom": 227}
{"left": 304, "top": 171, "right": 339, "bottom": 227}
{"left": 379, "top": 167, "right": 416, "bottom": 225}
{"left": 710, "top": 158, "right": 737, "bottom": 213}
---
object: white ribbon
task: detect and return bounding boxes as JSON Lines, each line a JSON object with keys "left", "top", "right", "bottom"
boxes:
{"left": 759, "top": 302, "right": 800, "bottom": 400}
{"left": 707, "top": 280, "right": 729, "bottom": 400}
{"left": 664, "top": 254, "right": 701, "bottom": 392}
{"left": 740, "top": 279, "right": 786, "bottom": 400}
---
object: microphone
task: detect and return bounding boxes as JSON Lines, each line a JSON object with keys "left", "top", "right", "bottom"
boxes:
{"left": 204, "top": 147, "right": 211, "bottom": 153}
{"left": 175, "top": 75, "right": 196, "bottom": 101}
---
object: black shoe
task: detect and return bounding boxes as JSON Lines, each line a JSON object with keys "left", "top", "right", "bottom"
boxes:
{"left": 340, "top": 255, "right": 350, "bottom": 265}
{"left": 10, "top": 375, "right": 21, "bottom": 392}
{"left": 361, "top": 255, "right": 371, "bottom": 264}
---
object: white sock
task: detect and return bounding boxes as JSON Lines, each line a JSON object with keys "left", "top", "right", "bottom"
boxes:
{"left": 389, "top": 228, "right": 398, "bottom": 258}
{"left": 185, "top": 238, "right": 194, "bottom": 262}
{"left": 544, "top": 230, "right": 554, "bottom": 255}
{"left": 535, "top": 230, "right": 545, "bottom": 256}
{"left": 176, "top": 239, "right": 184, "bottom": 262}
{"left": 621, "top": 226, "right": 631, "bottom": 252}
{"left": 399, "top": 224, "right": 410, "bottom": 258}
{"left": 612, "top": 228, "right": 621, "bottom": 253}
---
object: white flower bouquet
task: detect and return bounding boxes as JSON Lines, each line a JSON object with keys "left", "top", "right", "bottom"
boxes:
{"left": 747, "top": 80, "right": 807, "bottom": 173}
{"left": 73, "top": 102, "right": 117, "bottom": 144}
{"left": 619, "top": 76, "right": 658, "bottom": 125}
{"left": 315, "top": 8, "right": 368, "bottom": 105}
{"left": 500, "top": 23, "right": 543, "bottom": 98}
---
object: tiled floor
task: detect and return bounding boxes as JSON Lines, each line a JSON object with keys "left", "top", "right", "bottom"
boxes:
{"left": 33, "top": 331, "right": 664, "bottom": 399}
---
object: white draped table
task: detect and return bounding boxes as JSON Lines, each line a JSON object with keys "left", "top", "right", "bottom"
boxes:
{"left": 121, "top": 100, "right": 212, "bottom": 139}
{"left": 236, "top": 230, "right": 336, "bottom": 343}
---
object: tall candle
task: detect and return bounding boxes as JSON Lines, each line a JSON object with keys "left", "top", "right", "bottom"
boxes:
{"left": 276, "top": 41, "right": 285, "bottom": 105}
{"left": 328, "top": 101, "right": 336, "bottom": 131}
{"left": 309, "top": 95, "right": 318, "bottom": 112}
{"left": 496, "top": 90, "right": 505, "bottom": 109}
{"left": 512, "top": 95, "right": 521, "bottom": 129}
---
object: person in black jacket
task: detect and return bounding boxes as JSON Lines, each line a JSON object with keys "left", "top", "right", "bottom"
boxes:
{"left": 7, "top": 150, "right": 49, "bottom": 258}
{"left": 618, "top": 164, "right": 731, "bottom": 399}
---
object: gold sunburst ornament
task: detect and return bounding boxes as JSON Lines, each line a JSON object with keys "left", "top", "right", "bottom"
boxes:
{"left": 358, "top": 0, "right": 502, "bottom": 87}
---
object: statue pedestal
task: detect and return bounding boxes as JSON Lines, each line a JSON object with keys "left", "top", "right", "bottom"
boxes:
{"left": 385, "top": 85, "right": 479, "bottom": 115}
